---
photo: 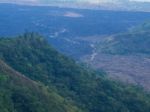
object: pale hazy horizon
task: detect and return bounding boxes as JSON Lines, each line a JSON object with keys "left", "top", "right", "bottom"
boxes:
{"left": 0, "top": 0, "right": 150, "bottom": 4}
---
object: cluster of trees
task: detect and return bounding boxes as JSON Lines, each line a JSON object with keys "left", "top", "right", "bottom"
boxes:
{"left": 0, "top": 59, "right": 81, "bottom": 112}
{"left": 0, "top": 33, "right": 150, "bottom": 112}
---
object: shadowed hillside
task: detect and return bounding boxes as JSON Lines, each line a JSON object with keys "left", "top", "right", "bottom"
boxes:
{"left": 0, "top": 33, "right": 150, "bottom": 112}
{"left": 0, "top": 59, "right": 82, "bottom": 112}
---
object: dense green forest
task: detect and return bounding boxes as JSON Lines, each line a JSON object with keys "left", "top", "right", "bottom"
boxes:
{"left": 0, "top": 33, "right": 150, "bottom": 112}
{"left": 0, "top": 59, "right": 81, "bottom": 112}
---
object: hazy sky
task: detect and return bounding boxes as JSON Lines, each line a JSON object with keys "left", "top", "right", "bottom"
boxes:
{"left": 132, "top": 0, "right": 150, "bottom": 1}
{"left": 37, "top": 0, "right": 150, "bottom": 2}
{"left": 1, "top": 0, "right": 150, "bottom": 4}
{"left": 36, "top": 0, "right": 150, "bottom": 2}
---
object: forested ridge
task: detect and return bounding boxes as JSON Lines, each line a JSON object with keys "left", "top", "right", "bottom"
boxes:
{"left": 0, "top": 33, "right": 150, "bottom": 112}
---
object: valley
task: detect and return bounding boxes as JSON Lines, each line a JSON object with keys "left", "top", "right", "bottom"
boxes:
{"left": 0, "top": 33, "right": 150, "bottom": 112}
{"left": 80, "top": 30, "right": 150, "bottom": 90}
{"left": 0, "top": 2, "right": 150, "bottom": 111}
{"left": 0, "top": 3, "right": 150, "bottom": 91}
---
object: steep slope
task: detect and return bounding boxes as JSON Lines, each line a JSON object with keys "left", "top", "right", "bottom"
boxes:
{"left": 0, "top": 60, "right": 82, "bottom": 112}
{"left": 0, "top": 33, "right": 150, "bottom": 112}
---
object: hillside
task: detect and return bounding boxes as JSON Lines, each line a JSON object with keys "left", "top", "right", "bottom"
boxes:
{"left": 82, "top": 24, "right": 150, "bottom": 90}
{"left": 95, "top": 31, "right": 150, "bottom": 55}
{"left": 0, "top": 33, "right": 150, "bottom": 112}
{"left": 0, "top": 59, "right": 82, "bottom": 112}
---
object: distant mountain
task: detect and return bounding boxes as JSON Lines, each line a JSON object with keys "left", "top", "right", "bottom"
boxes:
{"left": 0, "top": 33, "right": 150, "bottom": 112}
{"left": 0, "top": 4, "right": 150, "bottom": 91}
{"left": 95, "top": 31, "right": 150, "bottom": 55}
{"left": 1, "top": 3, "right": 150, "bottom": 58}
{"left": 88, "top": 21, "right": 150, "bottom": 60}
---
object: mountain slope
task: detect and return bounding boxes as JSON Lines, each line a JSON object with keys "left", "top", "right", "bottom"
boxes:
{"left": 0, "top": 59, "right": 82, "bottom": 112}
{"left": 0, "top": 33, "right": 150, "bottom": 112}
{"left": 95, "top": 31, "right": 150, "bottom": 55}
{"left": 83, "top": 24, "right": 150, "bottom": 90}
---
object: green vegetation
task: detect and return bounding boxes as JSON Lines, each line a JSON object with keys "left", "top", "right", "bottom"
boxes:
{"left": 0, "top": 59, "right": 82, "bottom": 112}
{"left": 96, "top": 21, "right": 150, "bottom": 55}
{"left": 132, "top": 21, "right": 150, "bottom": 32}
{"left": 96, "top": 31, "right": 150, "bottom": 55}
{"left": 0, "top": 33, "right": 150, "bottom": 112}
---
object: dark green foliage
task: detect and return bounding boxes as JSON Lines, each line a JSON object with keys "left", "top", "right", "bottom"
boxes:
{"left": 0, "top": 60, "right": 82, "bottom": 112}
{"left": 0, "top": 33, "right": 150, "bottom": 112}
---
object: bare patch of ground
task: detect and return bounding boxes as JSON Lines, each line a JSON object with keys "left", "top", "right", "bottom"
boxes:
{"left": 83, "top": 54, "right": 150, "bottom": 90}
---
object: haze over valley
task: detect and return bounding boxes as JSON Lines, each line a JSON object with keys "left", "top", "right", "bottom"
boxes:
{"left": 0, "top": 1, "right": 150, "bottom": 112}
